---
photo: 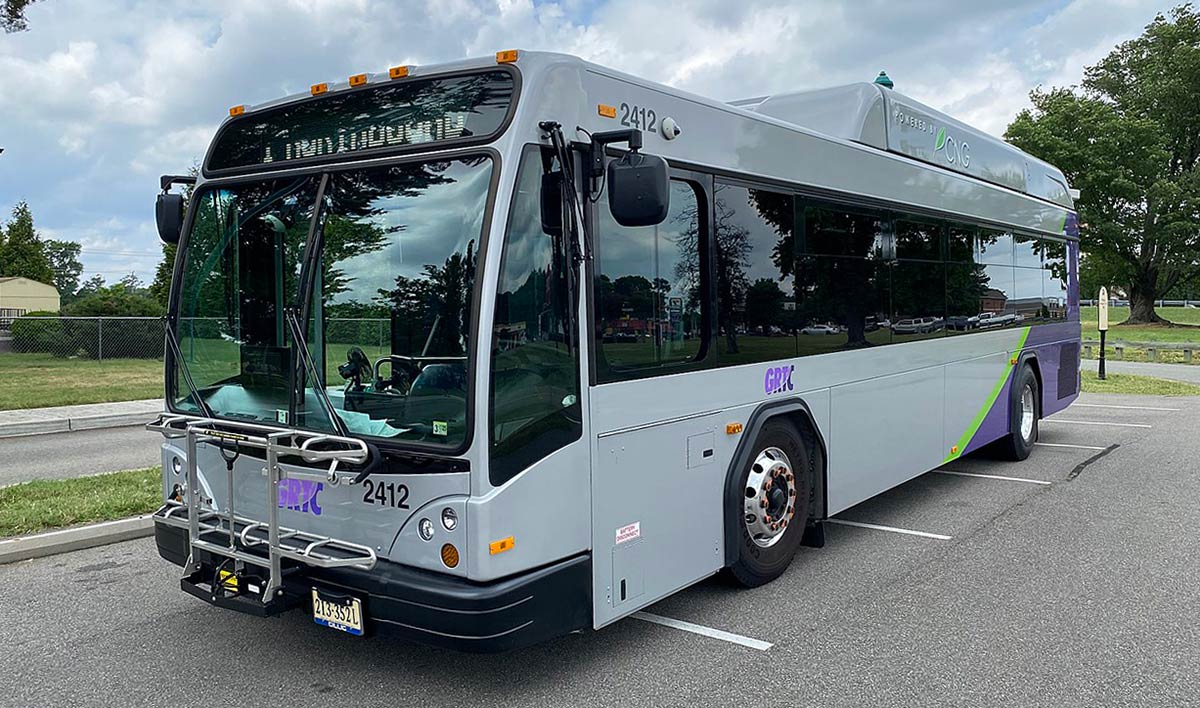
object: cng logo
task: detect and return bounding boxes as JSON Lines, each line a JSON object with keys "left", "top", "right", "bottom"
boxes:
{"left": 764, "top": 365, "right": 794, "bottom": 396}
{"left": 934, "top": 127, "right": 971, "bottom": 167}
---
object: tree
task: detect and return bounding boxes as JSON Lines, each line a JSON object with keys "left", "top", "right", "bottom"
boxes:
{"left": 745, "top": 278, "right": 786, "bottom": 333}
{"left": 0, "top": 201, "right": 54, "bottom": 284}
{"left": 1, "top": 0, "right": 39, "bottom": 32}
{"left": 44, "top": 239, "right": 82, "bottom": 299}
{"left": 149, "top": 242, "right": 176, "bottom": 308}
{"left": 1005, "top": 5, "right": 1200, "bottom": 324}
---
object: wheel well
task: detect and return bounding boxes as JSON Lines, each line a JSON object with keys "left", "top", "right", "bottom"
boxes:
{"left": 1023, "top": 354, "right": 1044, "bottom": 419}
{"left": 722, "top": 401, "right": 829, "bottom": 566}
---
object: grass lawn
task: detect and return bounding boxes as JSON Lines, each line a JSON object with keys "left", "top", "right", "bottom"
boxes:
{"left": 1080, "top": 306, "right": 1200, "bottom": 344}
{"left": 0, "top": 353, "right": 163, "bottom": 411}
{"left": 0, "top": 467, "right": 161, "bottom": 538}
{"left": 1079, "top": 370, "right": 1200, "bottom": 396}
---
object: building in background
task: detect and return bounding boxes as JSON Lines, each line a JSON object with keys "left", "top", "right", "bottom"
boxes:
{"left": 0, "top": 276, "right": 61, "bottom": 327}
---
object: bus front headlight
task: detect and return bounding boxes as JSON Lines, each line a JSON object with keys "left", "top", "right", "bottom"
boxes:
{"left": 441, "top": 507, "right": 458, "bottom": 531}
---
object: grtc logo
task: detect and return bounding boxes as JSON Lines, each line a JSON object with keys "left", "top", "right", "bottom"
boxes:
{"left": 763, "top": 365, "right": 795, "bottom": 396}
{"left": 278, "top": 479, "right": 323, "bottom": 516}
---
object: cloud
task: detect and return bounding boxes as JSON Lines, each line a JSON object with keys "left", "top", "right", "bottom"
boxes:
{"left": 0, "top": 0, "right": 1176, "bottom": 284}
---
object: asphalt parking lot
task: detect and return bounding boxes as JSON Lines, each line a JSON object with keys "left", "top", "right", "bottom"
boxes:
{"left": 2, "top": 391, "right": 1197, "bottom": 707}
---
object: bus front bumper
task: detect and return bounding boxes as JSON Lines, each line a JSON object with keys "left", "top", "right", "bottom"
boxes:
{"left": 154, "top": 522, "right": 591, "bottom": 652}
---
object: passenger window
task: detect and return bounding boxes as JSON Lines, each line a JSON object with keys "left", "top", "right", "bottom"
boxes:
{"left": 490, "top": 148, "right": 581, "bottom": 485}
{"left": 712, "top": 184, "right": 796, "bottom": 364}
{"left": 1042, "top": 238, "right": 1068, "bottom": 321}
{"left": 947, "top": 225, "right": 975, "bottom": 263}
{"left": 977, "top": 229, "right": 1014, "bottom": 265}
{"left": 1014, "top": 233, "right": 1042, "bottom": 269}
{"left": 894, "top": 219, "right": 942, "bottom": 261}
{"left": 595, "top": 180, "right": 705, "bottom": 380}
{"left": 795, "top": 202, "right": 891, "bottom": 355}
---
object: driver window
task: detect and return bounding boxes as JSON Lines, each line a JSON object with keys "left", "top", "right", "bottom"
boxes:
{"left": 489, "top": 147, "right": 582, "bottom": 486}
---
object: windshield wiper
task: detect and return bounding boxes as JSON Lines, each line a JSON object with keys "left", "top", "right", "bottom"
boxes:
{"left": 285, "top": 308, "right": 349, "bottom": 438}
{"left": 164, "top": 318, "right": 215, "bottom": 418}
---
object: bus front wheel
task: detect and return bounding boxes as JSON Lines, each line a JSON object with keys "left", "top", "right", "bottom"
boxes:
{"left": 997, "top": 364, "right": 1039, "bottom": 461}
{"left": 728, "top": 420, "right": 811, "bottom": 588}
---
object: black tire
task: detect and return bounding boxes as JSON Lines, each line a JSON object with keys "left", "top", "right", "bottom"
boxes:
{"left": 996, "top": 364, "right": 1039, "bottom": 461}
{"left": 727, "top": 419, "right": 811, "bottom": 588}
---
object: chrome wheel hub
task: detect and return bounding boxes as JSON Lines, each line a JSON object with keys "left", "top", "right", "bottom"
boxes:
{"left": 743, "top": 447, "right": 797, "bottom": 548}
{"left": 1020, "top": 383, "right": 1035, "bottom": 442}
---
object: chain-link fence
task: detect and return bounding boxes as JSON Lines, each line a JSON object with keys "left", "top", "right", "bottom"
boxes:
{"left": 1, "top": 316, "right": 165, "bottom": 360}
{"left": 0, "top": 316, "right": 395, "bottom": 362}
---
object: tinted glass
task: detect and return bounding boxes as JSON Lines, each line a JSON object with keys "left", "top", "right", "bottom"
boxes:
{"left": 891, "top": 261, "right": 946, "bottom": 341}
{"left": 596, "top": 181, "right": 704, "bottom": 378}
{"left": 977, "top": 263, "right": 1017, "bottom": 329}
{"left": 1042, "top": 238, "right": 1068, "bottom": 321}
{"left": 895, "top": 219, "right": 942, "bottom": 261}
{"left": 174, "top": 177, "right": 320, "bottom": 421}
{"left": 1015, "top": 233, "right": 1042, "bottom": 269}
{"left": 977, "top": 229, "right": 1013, "bottom": 265}
{"left": 795, "top": 203, "right": 891, "bottom": 355}
{"left": 1013, "top": 262, "right": 1046, "bottom": 323}
{"left": 713, "top": 184, "right": 796, "bottom": 364}
{"left": 309, "top": 157, "right": 492, "bottom": 446}
{"left": 490, "top": 149, "right": 581, "bottom": 484}
{"left": 947, "top": 225, "right": 975, "bottom": 263}
{"left": 208, "top": 71, "right": 515, "bottom": 171}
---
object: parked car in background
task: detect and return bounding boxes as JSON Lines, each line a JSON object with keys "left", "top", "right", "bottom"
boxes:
{"left": 800, "top": 323, "right": 841, "bottom": 335}
{"left": 891, "top": 317, "right": 942, "bottom": 335}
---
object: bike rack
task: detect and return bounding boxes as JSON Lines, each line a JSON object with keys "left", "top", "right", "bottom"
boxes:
{"left": 147, "top": 413, "right": 377, "bottom": 605}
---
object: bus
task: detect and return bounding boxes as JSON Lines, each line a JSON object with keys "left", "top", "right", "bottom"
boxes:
{"left": 148, "top": 50, "right": 1080, "bottom": 652}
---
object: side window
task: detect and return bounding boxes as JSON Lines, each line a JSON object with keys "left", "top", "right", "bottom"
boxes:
{"left": 713, "top": 183, "right": 796, "bottom": 365}
{"left": 945, "top": 224, "right": 983, "bottom": 336}
{"left": 891, "top": 219, "right": 946, "bottom": 341}
{"left": 795, "top": 202, "right": 890, "bottom": 355}
{"left": 1013, "top": 233, "right": 1044, "bottom": 324}
{"left": 976, "top": 229, "right": 1016, "bottom": 329}
{"left": 595, "top": 180, "right": 705, "bottom": 381}
{"left": 489, "top": 148, "right": 581, "bottom": 486}
{"left": 1042, "top": 237, "right": 1068, "bottom": 321}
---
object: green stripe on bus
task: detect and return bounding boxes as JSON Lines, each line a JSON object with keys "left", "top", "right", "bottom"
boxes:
{"left": 943, "top": 326, "right": 1032, "bottom": 463}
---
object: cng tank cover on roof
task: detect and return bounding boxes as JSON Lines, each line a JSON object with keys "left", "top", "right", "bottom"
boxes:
{"left": 736, "top": 83, "right": 1073, "bottom": 208}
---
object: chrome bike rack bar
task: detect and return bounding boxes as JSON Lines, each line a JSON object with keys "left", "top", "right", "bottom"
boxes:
{"left": 147, "top": 413, "right": 377, "bottom": 606}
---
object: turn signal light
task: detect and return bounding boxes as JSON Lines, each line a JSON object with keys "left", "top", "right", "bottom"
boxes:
{"left": 726, "top": 422, "right": 744, "bottom": 435}
{"left": 389, "top": 65, "right": 409, "bottom": 79}
{"left": 598, "top": 103, "right": 617, "bottom": 119}
{"left": 496, "top": 49, "right": 519, "bottom": 63}
{"left": 349, "top": 73, "right": 367, "bottom": 87}
{"left": 489, "top": 536, "right": 515, "bottom": 555}
{"left": 229, "top": 105, "right": 245, "bottom": 117}
{"left": 440, "top": 543, "right": 460, "bottom": 568}
{"left": 950, "top": 444, "right": 959, "bottom": 455}
{"left": 311, "top": 82, "right": 328, "bottom": 96}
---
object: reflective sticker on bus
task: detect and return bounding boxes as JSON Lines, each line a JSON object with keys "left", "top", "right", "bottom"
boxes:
{"left": 616, "top": 522, "right": 640, "bottom": 545}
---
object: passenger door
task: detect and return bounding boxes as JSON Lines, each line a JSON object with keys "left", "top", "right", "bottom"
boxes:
{"left": 587, "top": 171, "right": 720, "bottom": 627}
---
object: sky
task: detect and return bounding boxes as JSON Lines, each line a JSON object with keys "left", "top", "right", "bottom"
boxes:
{"left": 0, "top": 0, "right": 1179, "bottom": 285}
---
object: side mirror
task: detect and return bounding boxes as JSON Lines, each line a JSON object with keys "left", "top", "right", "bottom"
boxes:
{"left": 607, "top": 152, "right": 669, "bottom": 227}
{"left": 540, "top": 171, "right": 563, "bottom": 237}
{"left": 156, "top": 192, "right": 185, "bottom": 244}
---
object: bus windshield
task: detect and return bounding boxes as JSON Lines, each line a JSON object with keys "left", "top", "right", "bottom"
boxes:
{"left": 172, "top": 156, "right": 493, "bottom": 448}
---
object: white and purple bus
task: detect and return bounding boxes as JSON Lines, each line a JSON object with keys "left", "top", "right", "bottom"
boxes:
{"left": 149, "top": 51, "right": 1079, "bottom": 651}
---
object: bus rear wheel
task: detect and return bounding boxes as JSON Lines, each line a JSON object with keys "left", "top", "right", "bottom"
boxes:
{"left": 997, "top": 364, "right": 1039, "bottom": 461}
{"left": 728, "top": 420, "right": 811, "bottom": 588}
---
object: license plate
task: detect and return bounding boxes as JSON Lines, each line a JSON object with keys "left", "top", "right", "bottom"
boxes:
{"left": 311, "top": 588, "right": 364, "bottom": 636}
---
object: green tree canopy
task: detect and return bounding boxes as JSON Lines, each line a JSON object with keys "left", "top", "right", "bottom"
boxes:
{"left": 0, "top": 201, "right": 55, "bottom": 285}
{"left": 2, "top": 0, "right": 39, "bottom": 32}
{"left": 44, "top": 239, "right": 83, "bottom": 299}
{"left": 1005, "top": 4, "right": 1200, "bottom": 323}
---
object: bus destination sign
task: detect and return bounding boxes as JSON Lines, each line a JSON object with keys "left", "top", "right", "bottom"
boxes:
{"left": 206, "top": 70, "right": 515, "bottom": 172}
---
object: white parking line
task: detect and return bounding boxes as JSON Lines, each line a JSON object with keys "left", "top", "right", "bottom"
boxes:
{"left": 1035, "top": 442, "right": 1107, "bottom": 451}
{"left": 1043, "top": 419, "right": 1152, "bottom": 429}
{"left": 632, "top": 611, "right": 774, "bottom": 651}
{"left": 1073, "top": 403, "right": 1179, "bottom": 412}
{"left": 935, "top": 470, "right": 1051, "bottom": 486}
{"left": 826, "top": 518, "right": 952, "bottom": 540}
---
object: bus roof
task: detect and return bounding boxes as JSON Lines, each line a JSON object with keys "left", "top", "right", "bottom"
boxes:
{"left": 731, "top": 84, "right": 1073, "bottom": 208}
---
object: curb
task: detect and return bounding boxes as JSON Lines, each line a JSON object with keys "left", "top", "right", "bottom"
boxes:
{"left": 0, "top": 412, "right": 156, "bottom": 439}
{"left": 0, "top": 515, "right": 155, "bottom": 565}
